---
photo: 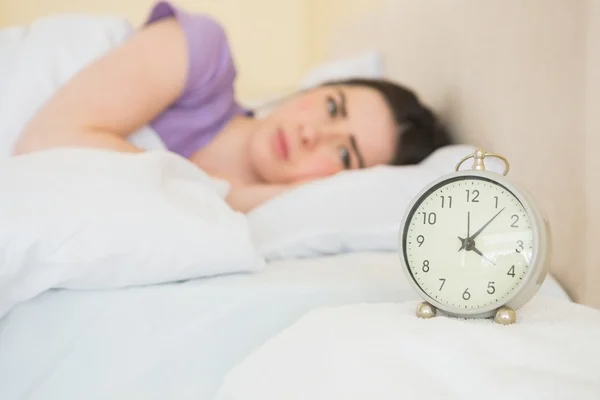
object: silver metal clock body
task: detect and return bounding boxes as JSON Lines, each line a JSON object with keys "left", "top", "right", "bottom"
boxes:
{"left": 398, "top": 169, "right": 551, "bottom": 319}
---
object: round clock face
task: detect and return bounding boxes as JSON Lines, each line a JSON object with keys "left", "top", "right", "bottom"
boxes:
{"left": 402, "top": 175, "right": 535, "bottom": 312}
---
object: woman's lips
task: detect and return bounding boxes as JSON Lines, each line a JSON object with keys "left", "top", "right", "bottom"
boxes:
{"left": 275, "top": 128, "right": 289, "bottom": 160}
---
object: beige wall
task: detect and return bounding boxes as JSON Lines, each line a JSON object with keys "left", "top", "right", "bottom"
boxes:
{"left": 305, "top": 0, "right": 386, "bottom": 63}
{"left": 0, "top": 0, "right": 378, "bottom": 101}
{"left": 585, "top": 0, "right": 600, "bottom": 308}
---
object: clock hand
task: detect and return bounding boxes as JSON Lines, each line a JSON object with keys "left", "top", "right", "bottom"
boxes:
{"left": 458, "top": 212, "right": 471, "bottom": 251}
{"left": 469, "top": 207, "right": 506, "bottom": 241}
{"left": 471, "top": 246, "right": 496, "bottom": 265}
{"left": 467, "top": 211, "right": 470, "bottom": 238}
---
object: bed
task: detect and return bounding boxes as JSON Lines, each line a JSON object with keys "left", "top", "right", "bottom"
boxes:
{"left": 0, "top": 252, "right": 570, "bottom": 400}
{"left": 1, "top": 1, "right": 599, "bottom": 399}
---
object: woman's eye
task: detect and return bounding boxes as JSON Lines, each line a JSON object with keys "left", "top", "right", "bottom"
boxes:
{"left": 339, "top": 146, "right": 351, "bottom": 169}
{"left": 327, "top": 97, "right": 338, "bottom": 118}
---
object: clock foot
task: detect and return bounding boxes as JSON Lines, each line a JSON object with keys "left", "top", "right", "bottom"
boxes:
{"left": 416, "top": 302, "right": 437, "bottom": 319}
{"left": 494, "top": 306, "right": 517, "bottom": 325}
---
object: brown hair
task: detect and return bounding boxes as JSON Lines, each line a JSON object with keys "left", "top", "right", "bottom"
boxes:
{"left": 321, "top": 78, "right": 453, "bottom": 165}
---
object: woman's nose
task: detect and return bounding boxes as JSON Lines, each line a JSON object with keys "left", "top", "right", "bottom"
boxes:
{"left": 299, "top": 125, "right": 318, "bottom": 149}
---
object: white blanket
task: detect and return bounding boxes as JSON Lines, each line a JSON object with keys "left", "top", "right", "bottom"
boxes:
{"left": 0, "top": 148, "right": 265, "bottom": 320}
{"left": 216, "top": 296, "right": 600, "bottom": 399}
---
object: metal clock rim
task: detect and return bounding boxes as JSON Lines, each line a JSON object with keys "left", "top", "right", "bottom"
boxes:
{"left": 397, "top": 169, "right": 551, "bottom": 318}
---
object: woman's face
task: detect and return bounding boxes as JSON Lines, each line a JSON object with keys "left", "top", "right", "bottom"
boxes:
{"left": 248, "top": 85, "right": 397, "bottom": 184}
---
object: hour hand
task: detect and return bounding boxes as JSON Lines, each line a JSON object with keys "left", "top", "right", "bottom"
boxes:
{"left": 458, "top": 212, "right": 471, "bottom": 251}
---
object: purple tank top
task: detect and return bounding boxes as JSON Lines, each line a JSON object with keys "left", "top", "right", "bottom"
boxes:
{"left": 144, "top": 1, "right": 250, "bottom": 158}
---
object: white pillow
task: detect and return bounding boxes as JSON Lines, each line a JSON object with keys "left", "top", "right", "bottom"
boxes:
{"left": 298, "top": 51, "right": 383, "bottom": 89}
{"left": 0, "top": 148, "right": 265, "bottom": 319}
{"left": 248, "top": 145, "right": 507, "bottom": 261}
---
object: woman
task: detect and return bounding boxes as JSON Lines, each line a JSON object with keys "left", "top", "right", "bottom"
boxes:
{"left": 14, "top": 1, "right": 451, "bottom": 212}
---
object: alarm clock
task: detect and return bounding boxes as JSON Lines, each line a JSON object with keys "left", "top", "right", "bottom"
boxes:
{"left": 398, "top": 149, "right": 551, "bottom": 325}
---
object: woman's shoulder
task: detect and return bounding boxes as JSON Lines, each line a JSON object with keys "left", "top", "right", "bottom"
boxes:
{"left": 142, "top": 2, "right": 249, "bottom": 159}
{"left": 146, "top": 2, "right": 227, "bottom": 43}
{"left": 144, "top": 1, "right": 236, "bottom": 96}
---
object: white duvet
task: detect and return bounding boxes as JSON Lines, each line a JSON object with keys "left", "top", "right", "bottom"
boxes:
{"left": 0, "top": 148, "right": 265, "bottom": 320}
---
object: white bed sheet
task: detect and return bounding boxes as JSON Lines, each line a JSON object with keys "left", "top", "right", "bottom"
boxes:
{"left": 0, "top": 252, "right": 569, "bottom": 400}
{"left": 216, "top": 296, "right": 600, "bottom": 400}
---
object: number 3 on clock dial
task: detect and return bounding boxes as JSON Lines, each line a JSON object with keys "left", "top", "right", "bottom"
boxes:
{"left": 404, "top": 176, "right": 533, "bottom": 309}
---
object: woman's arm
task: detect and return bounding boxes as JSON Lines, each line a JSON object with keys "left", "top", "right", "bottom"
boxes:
{"left": 226, "top": 183, "right": 298, "bottom": 213}
{"left": 226, "top": 179, "right": 319, "bottom": 213}
{"left": 14, "top": 17, "right": 188, "bottom": 155}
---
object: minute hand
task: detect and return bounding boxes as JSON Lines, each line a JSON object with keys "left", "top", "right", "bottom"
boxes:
{"left": 469, "top": 207, "right": 506, "bottom": 240}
